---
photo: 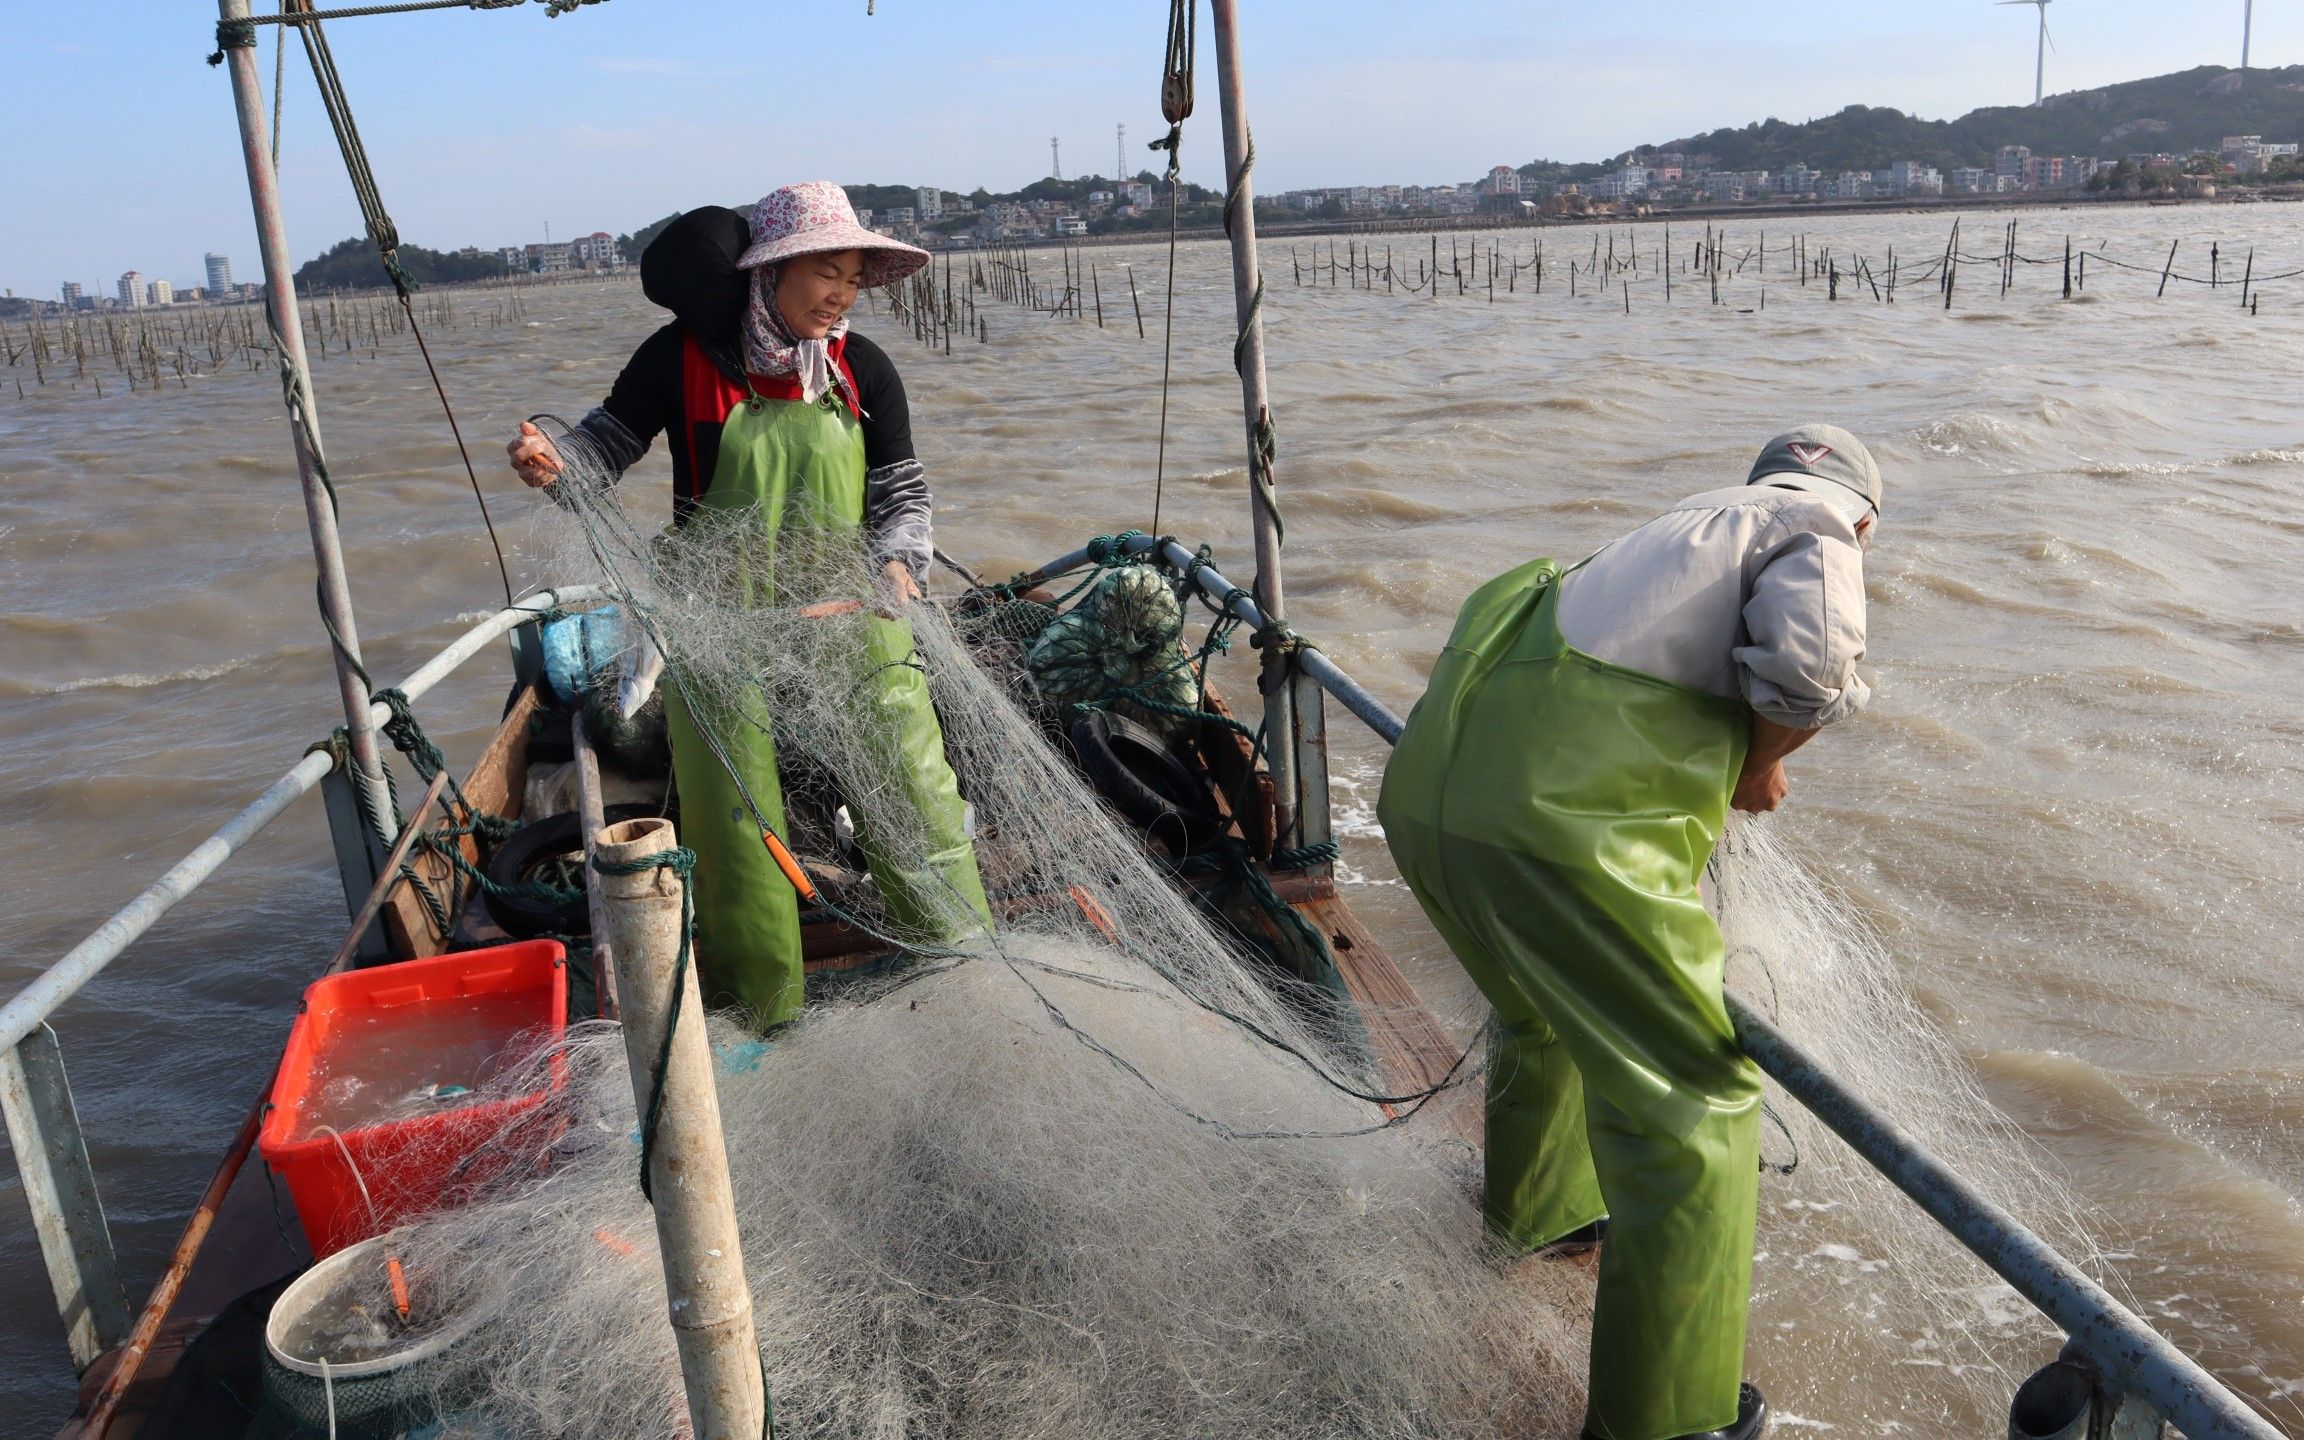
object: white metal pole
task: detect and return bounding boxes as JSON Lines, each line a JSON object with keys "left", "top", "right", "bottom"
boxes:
{"left": 2035, "top": 8, "right": 2047, "bottom": 105}
{"left": 1207, "top": 0, "right": 1300, "bottom": 845}
{"left": 593, "top": 817, "right": 766, "bottom": 1440}
{"left": 215, "top": 0, "right": 395, "bottom": 847}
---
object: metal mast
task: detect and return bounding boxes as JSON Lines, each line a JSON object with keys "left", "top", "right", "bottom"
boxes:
{"left": 1117, "top": 122, "right": 1126, "bottom": 182}
{"left": 215, "top": 0, "right": 396, "bottom": 852}
{"left": 1207, "top": 0, "right": 1303, "bottom": 845}
{"left": 1050, "top": 134, "right": 1062, "bottom": 180}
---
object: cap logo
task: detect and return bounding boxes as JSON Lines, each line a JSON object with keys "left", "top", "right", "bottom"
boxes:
{"left": 1785, "top": 442, "right": 1835, "bottom": 467}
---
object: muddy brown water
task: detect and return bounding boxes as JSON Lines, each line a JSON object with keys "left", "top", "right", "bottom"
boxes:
{"left": 3, "top": 203, "right": 2301, "bottom": 1433}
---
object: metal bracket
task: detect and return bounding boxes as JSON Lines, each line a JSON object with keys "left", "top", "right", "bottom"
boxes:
{"left": 1288, "top": 665, "right": 1332, "bottom": 862}
{"left": 1, "top": 1025, "right": 130, "bottom": 1372}
{"left": 2007, "top": 1341, "right": 2170, "bottom": 1440}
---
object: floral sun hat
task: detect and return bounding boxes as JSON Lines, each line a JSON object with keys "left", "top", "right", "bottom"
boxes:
{"left": 736, "top": 180, "right": 930, "bottom": 287}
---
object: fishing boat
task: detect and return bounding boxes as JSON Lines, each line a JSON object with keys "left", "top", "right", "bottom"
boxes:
{"left": 5, "top": 3, "right": 2286, "bottom": 1438}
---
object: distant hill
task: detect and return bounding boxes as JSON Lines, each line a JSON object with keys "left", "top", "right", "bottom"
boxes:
{"left": 294, "top": 237, "right": 509, "bottom": 292}
{"left": 1558, "top": 65, "right": 2304, "bottom": 175}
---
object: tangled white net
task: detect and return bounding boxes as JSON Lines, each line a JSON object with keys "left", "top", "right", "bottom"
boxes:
{"left": 344, "top": 436, "right": 2123, "bottom": 1437}
{"left": 1722, "top": 820, "right": 2123, "bottom": 1433}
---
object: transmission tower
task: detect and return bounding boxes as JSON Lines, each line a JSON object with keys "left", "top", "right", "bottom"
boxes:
{"left": 1050, "top": 135, "right": 1062, "bottom": 181}
{"left": 1117, "top": 123, "right": 1126, "bottom": 182}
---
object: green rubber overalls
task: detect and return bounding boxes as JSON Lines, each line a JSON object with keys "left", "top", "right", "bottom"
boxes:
{"left": 663, "top": 385, "right": 992, "bottom": 1029}
{"left": 1376, "top": 557, "right": 1762, "bottom": 1440}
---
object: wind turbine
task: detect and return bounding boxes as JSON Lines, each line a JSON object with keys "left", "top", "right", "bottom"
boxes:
{"left": 2243, "top": 0, "right": 2254, "bottom": 70}
{"left": 1999, "top": 0, "right": 2055, "bottom": 107}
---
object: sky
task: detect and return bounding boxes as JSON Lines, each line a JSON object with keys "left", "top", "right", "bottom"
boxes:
{"left": 2, "top": 0, "right": 2296, "bottom": 301}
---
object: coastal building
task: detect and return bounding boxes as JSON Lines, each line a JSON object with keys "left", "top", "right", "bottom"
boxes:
{"left": 916, "top": 186, "right": 944, "bottom": 221}
{"left": 1053, "top": 216, "right": 1088, "bottom": 237}
{"left": 117, "top": 271, "right": 144, "bottom": 307}
{"left": 1119, "top": 180, "right": 1153, "bottom": 207}
{"left": 1486, "top": 165, "right": 1521, "bottom": 196}
{"left": 146, "top": 279, "right": 173, "bottom": 306}
{"left": 498, "top": 245, "right": 526, "bottom": 272}
{"left": 568, "top": 232, "right": 620, "bottom": 268}
{"left": 2220, "top": 135, "right": 2299, "bottom": 173}
{"left": 1996, "top": 145, "right": 2031, "bottom": 185}
{"left": 1775, "top": 164, "right": 1819, "bottom": 196}
{"left": 60, "top": 281, "right": 84, "bottom": 307}
{"left": 1950, "top": 167, "right": 1992, "bottom": 194}
{"left": 1891, "top": 161, "right": 1943, "bottom": 196}
{"left": 524, "top": 242, "right": 573, "bottom": 273}
{"left": 881, "top": 206, "right": 916, "bottom": 227}
{"left": 204, "top": 253, "right": 233, "bottom": 293}
{"left": 855, "top": 209, "right": 875, "bottom": 227}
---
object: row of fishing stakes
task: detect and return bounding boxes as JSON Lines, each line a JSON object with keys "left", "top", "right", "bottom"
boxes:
{"left": 1285, "top": 218, "right": 2286, "bottom": 317}
{"left": 873, "top": 235, "right": 1155, "bottom": 353}
{"left": 0, "top": 282, "right": 532, "bottom": 400}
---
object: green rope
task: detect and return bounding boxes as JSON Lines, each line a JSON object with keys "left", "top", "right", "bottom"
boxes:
{"left": 588, "top": 845, "right": 699, "bottom": 1201}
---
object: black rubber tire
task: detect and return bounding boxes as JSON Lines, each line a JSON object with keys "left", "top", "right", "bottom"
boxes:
{"left": 482, "top": 803, "right": 666, "bottom": 940}
{"left": 1068, "top": 710, "right": 1226, "bottom": 854}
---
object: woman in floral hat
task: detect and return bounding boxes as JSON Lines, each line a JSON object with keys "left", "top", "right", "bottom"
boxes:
{"left": 505, "top": 182, "right": 990, "bottom": 1028}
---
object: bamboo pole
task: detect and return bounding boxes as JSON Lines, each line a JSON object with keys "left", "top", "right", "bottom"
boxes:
{"left": 594, "top": 818, "right": 767, "bottom": 1440}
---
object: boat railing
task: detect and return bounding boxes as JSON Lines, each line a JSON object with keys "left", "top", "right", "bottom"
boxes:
{"left": 1, "top": 550, "right": 2284, "bottom": 1439}
{"left": 0, "top": 584, "right": 599, "bottom": 1382}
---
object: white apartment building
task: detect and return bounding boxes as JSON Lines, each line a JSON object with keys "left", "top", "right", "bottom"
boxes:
{"left": 146, "top": 279, "right": 174, "bottom": 306}
{"left": 916, "top": 187, "right": 944, "bottom": 221}
{"left": 205, "top": 254, "right": 233, "bottom": 292}
{"left": 117, "top": 272, "right": 144, "bottom": 307}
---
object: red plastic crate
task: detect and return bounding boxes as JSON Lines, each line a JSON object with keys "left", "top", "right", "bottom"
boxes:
{"left": 259, "top": 939, "right": 567, "bottom": 1258}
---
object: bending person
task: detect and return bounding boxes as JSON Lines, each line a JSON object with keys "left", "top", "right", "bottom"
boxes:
{"left": 507, "top": 184, "right": 992, "bottom": 1028}
{"left": 1378, "top": 427, "right": 1883, "bottom": 1440}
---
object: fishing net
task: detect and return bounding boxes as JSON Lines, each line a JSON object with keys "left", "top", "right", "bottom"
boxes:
{"left": 1721, "top": 820, "right": 2125, "bottom": 1432}
{"left": 357, "top": 435, "right": 1590, "bottom": 1437}
{"left": 350, "top": 430, "right": 2125, "bottom": 1436}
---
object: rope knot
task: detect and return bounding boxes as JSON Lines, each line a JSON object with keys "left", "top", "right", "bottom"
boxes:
{"left": 208, "top": 17, "right": 256, "bottom": 64}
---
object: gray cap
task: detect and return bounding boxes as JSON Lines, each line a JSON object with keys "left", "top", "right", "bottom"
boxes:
{"left": 1746, "top": 424, "right": 1883, "bottom": 519}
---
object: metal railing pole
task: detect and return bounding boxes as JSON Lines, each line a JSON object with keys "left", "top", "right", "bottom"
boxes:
{"left": 1206, "top": 0, "right": 1299, "bottom": 848}
{"left": 216, "top": 0, "right": 396, "bottom": 859}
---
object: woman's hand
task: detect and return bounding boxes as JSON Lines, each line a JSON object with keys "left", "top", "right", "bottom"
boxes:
{"left": 506, "top": 421, "right": 563, "bottom": 488}
{"left": 882, "top": 560, "right": 923, "bottom": 607}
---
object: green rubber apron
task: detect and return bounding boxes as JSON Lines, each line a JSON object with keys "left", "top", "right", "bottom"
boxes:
{"left": 664, "top": 384, "right": 991, "bottom": 1029}
{"left": 1377, "top": 557, "right": 1761, "bottom": 1440}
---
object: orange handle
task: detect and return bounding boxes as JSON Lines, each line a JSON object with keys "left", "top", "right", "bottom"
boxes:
{"left": 385, "top": 1255, "right": 412, "bottom": 1323}
{"left": 760, "top": 828, "right": 819, "bottom": 903}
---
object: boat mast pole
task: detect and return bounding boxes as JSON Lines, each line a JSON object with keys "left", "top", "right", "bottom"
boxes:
{"left": 215, "top": 0, "right": 395, "bottom": 844}
{"left": 1207, "top": 0, "right": 1299, "bottom": 844}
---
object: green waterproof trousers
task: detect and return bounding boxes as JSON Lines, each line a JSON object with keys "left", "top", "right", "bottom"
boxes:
{"left": 665, "top": 387, "right": 990, "bottom": 1028}
{"left": 1376, "top": 557, "right": 1762, "bottom": 1440}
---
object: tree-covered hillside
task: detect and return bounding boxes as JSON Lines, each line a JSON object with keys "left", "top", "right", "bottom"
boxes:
{"left": 1589, "top": 65, "right": 2304, "bottom": 174}
{"left": 294, "top": 237, "right": 509, "bottom": 292}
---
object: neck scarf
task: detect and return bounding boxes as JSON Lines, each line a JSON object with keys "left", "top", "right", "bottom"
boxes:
{"left": 742, "top": 262, "right": 847, "bottom": 406}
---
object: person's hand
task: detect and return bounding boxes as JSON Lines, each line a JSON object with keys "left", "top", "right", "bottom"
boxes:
{"left": 882, "top": 560, "right": 923, "bottom": 607}
{"left": 1731, "top": 759, "right": 1789, "bottom": 814}
{"left": 506, "top": 421, "right": 563, "bottom": 488}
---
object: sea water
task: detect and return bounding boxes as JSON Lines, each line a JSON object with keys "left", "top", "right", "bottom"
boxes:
{"left": 4, "top": 204, "right": 2302, "bottom": 1432}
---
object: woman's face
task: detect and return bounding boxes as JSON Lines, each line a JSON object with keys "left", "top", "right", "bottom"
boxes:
{"left": 773, "top": 250, "right": 866, "bottom": 339}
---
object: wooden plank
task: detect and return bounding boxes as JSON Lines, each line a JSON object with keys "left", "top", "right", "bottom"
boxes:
{"left": 1298, "top": 892, "right": 1480, "bottom": 1147}
{"left": 383, "top": 683, "right": 539, "bottom": 959}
